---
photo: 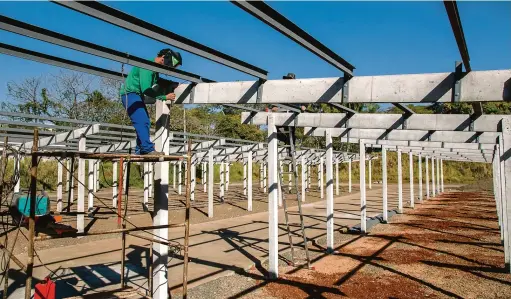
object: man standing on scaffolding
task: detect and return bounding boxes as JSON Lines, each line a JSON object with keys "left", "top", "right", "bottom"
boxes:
{"left": 119, "top": 48, "right": 182, "bottom": 155}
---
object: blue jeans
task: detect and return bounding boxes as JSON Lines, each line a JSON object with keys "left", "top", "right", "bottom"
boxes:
{"left": 121, "top": 93, "right": 155, "bottom": 154}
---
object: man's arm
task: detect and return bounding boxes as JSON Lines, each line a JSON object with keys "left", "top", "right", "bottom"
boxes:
{"left": 139, "top": 68, "right": 167, "bottom": 101}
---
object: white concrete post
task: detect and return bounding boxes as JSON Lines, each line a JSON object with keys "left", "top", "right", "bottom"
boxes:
{"left": 432, "top": 157, "right": 436, "bottom": 197}
{"left": 220, "top": 160, "right": 225, "bottom": 201}
{"left": 317, "top": 163, "right": 321, "bottom": 191}
{"left": 92, "top": 161, "right": 97, "bottom": 193}
{"left": 149, "top": 163, "right": 153, "bottom": 198}
{"left": 325, "top": 130, "right": 334, "bottom": 250}
{"left": 178, "top": 161, "right": 182, "bottom": 195}
{"left": 301, "top": 156, "right": 306, "bottom": 202}
{"left": 307, "top": 164, "right": 311, "bottom": 190}
{"left": 191, "top": 161, "right": 196, "bottom": 201}
{"left": 368, "top": 158, "right": 372, "bottom": 190}
{"left": 498, "top": 136, "right": 509, "bottom": 265}
{"left": 260, "top": 163, "right": 264, "bottom": 189}
{"left": 418, "top": 153, "right": 423, "bottom": 202}
{"left": 263, "top": 163, "right": 267, "bottom": 193}
{"left": 95, "top": 161, "right": 100, "bottom": 192}
{"left": 288, "top": 163, "right": 293, "bottom": 194}
{"left": 203, "top": 162, "right": 207, "bottom": 193}
{"left": 243, "top": 159, "right": 247, "bottom": 196}
{"left": 208, "top": 149, "right": 214, "bottom": 217}
{"left": 359, "top": 140, "right": 367, "bottom": 233}
{"left": 173, "top": 163, "right": 176, "bottom": 189}
{"left": 113, "top": 162, "right": 118, "bottom": 208}
{"left": 348, "top": 158, "right": 352, "bottom": 193}
{"left": 152, "top": 101, "right": 170, "bottom": 298}
{"left": 397, "top": 148, "right": 403, "bottom": 213}
{"left": 14, "top": 157, "right": 20, "bottom": 193}
{"left": 267, "top": 114, "right": 279, "bottom": 279}
{"left": 77, "top": 135, "right": 85, "bottom": 233}
{"left": 440, "top": 159, "right": 444, "bottom": 192}
{"left": 335, "top": 159, "right": 339, "bottom": 196}
{"left": 57, "top": 160, "right": 63, "bottom": 212}
{"left": 144, "top": 162, "right": 149, "bottom": 205}
{"left": 123, "top": 161, "right": 128, "bottom": 191}
{"left": 320, "top": 157, "right": 324, "bottom": 199}
{"left": 88, "top": 159, "right": 94, "bottom": 211}
{"left": 248, "top": 151, "right": 253, "bottom": 211}
{"left": 493, "top": 156, "right": 503, "bottom": 241}
{"left": 382, "top": 147, "right": 388, "bottom": 222}
{"left": 425, "top": 156, "right": 430, "bottom": 199}
{"left": 436, "top": 157, "right": 440, "bottom": 194}
{"left": 278, "top": 160, "right": 283, "bottom": 207}
{"left": 409, "top": 151, "right": 414, "bottom": 208}
{"left": 226, "top": 160, "right": 230, "bottom": 191}
{"left": 67, "top": 158, "right": 74, "bottom": 202}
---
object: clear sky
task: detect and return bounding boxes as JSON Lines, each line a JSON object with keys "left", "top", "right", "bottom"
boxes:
{"left": 0, "top": 1, "right": 510, "bottom": 101}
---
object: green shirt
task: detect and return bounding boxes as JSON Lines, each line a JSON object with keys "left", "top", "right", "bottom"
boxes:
{"left": 119, "top": 65, "right": 166, "bottom": 101}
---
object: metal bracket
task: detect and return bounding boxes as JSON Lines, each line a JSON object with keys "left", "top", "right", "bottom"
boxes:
{"left": 342, "top": 73, "right": 351, "bottom": 104}
{"left": 453, "top": 61, "right": 462, "bottom": 102}
{"left": 256, "top": 78, "right": 266, "bottom": 104}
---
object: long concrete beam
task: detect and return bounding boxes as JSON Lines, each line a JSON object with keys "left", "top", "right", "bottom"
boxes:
{"left": 242, "top": 112, "right": 511, "bottom": 132}
{"left": 305, "top": 127, "right": 499, "bottom": 144}
{"left": 171, "top": 70, "right": 510, "bottom": 104}
{"left": 23, "top": 124, "right": 100, "bottom": 150}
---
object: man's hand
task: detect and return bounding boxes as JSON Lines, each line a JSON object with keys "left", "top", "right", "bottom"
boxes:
{"left": 165, "top": 93, "right": 176, "bottom": 101}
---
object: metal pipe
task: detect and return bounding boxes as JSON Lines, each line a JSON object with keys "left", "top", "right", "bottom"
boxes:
{"left": 25, "top": 129, "right": 38, "bottom": 299}
{"left": 34, "top": 151, "right": 184, "bottom": 162}
{"left": 117, "top": 157, "right": 124, "bottom": 228}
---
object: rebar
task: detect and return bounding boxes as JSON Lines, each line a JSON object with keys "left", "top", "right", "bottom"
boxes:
{"left": 182, "top": 139, "right": 192, "bottom": 299}
{"left": 25, "top": 129, "right": 38, "bottom": 299}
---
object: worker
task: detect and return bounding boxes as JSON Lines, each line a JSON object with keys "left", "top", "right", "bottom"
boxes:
{"left": 119, "top": 48, "right": 182, "bottom": 155}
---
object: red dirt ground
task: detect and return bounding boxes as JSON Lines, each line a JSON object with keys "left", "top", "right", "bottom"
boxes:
{"left": 259, "top": 191, "right": 511, "bottom": 299}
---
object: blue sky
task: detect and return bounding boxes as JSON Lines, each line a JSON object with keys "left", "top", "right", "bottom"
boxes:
{"left": 0, "top": 1, "right": 510, "bottom": 101}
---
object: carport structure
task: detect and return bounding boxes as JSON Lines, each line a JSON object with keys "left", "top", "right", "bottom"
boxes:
{"left": 0, "top": 0, "right": 510, "bottom": 297}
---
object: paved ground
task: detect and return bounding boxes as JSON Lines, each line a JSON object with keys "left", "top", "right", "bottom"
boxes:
{"left": 4, "top": 183, "right": 454, "bottom": 298}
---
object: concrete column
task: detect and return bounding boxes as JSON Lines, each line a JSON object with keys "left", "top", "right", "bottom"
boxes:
{"left": 178, "top": 161, "right": 182, "bottom": 195}
{"left": 382, "top": 147, "right": 388, "bottom": 222}
{"left": 260, "top": 164, "right": 264, "bottom": 189}
{"left": 359, "top": 140, "right": 366, "bottom": 233}
{"left": 493, "top": 156, "right": 503, "bottom": 241}
{"left": 409, "top": 152, "right": 414, "bottom": 208}
{"left": 436, "top": 157, "right": 440, "bottom": 194}
{"left": 96, "top": 161, "right": 100, "bottom": 191}
{"left": 152, "top": 101, "right": 170, "bottom": 298}
{"left": 14, "top": 157, "right": 20, "bottom": 193}
{"left": 440, "top": 159, "right": 444, "bottom": 192}
{"left": 397, "top": 148, "right": 403, "bottom": 214}
{"left": 144, "top": 162, "right": 149, "bottom": 205}
{"left": 226, "top": 160, "right": 230, "bottom": 191}
{"left": 288, "top": 163, "right": 293, "bottom": 194}
{"left": 278, "top": 160, "right": 283, "bottom": 207}
{"left": 348, "top": 158, "right": 352, "bottom": 193}
{"left": 172, "top": 163, "right": 176, "bottom": 189}
{"left": 113, "top": 162, "right": 118, "bottom": 208}
{"left": 88, "top": 159, "right": 94, "bottom": 212}
{"left": 301, "top": 156, "right": 306, "bottom": 202}
{"left": 335, "top": 159, "right": 339, "bottom": 196}
{"left": 191, "top": 161, "right": 196, "bottom": 201}
{"left": 267, "top": 114, "right": 279, "bottom": 279}
{"left": 307, "top": 164, "right": 311, "bottom": 190}
{"left": 77, "top": 136, "right": 85, "bottom": 233}
{"left": 67, "top": 158, "right": 74, "bottom": 202}
{"left": 93, "top": 161, "right": 98, "bottom": 193}
{"left": 57, "top": 160, "right": 63, "bottom": 212}
{"left": 149, "top": 163, "right": 153, "bottom": 198}
{"left": 317, "top": 163, "right": 321, "bottom": 191}
{"left": 425, "top": 156, "right": 430, "bottom": 199}
{"left": 368, "top": 158, "right": 372, "bottom": 190}
{"left": 320, "top": 157, "right": 324, "bottom": 199}
{"left": 220, "top": 160, "right": 225, "bottom": 202}
{"left": 243, "top": 159, "right": 247, "bottom": 196}
{"left": 263, "top": 163, "right": 267, "bottom": 193}
{"left": 325, "top": 130, "right": 334, "bottom": 250}
{"left": 208, "top": 149, "right": 214, "bottom": 217}
{"left": 418, "top": 153, "right": 423, "bottom": 202}
{"left": 123, "top": 161, "right": 128, "bottom": 191}
{"left": 248, "top": 151, "right": 253, "bottom": 211}
{"left": 203, "top": 162, "right": 207, "bottom": 193}
{"left": 498, "top": 137, "right": 509, "bottom": 265}
{"left": 432, "top": 157, "right": 436, "bottom": 197}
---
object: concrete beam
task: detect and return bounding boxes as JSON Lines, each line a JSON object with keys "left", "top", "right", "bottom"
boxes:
{"left": 172, "top": 69, "right": 511, "bottom": 104}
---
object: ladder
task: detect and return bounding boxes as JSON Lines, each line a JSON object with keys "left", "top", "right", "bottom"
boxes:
{"left": 276, "top": 126, "right": 311, "bottom": 269}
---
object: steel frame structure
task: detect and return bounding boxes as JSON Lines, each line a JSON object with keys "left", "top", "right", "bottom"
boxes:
{"left": 0, "top": 0, "right": 509, "bottom": 295}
